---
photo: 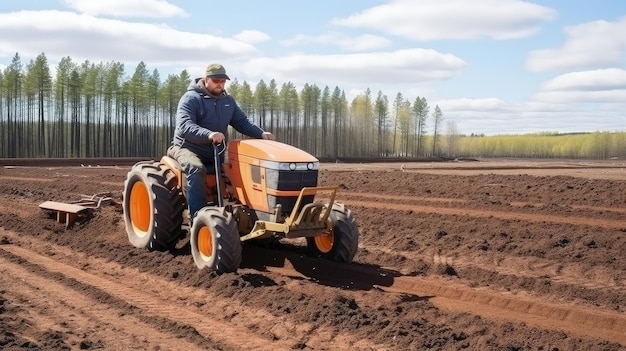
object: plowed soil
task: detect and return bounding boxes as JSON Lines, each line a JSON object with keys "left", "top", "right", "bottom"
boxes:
{"left": 1, "top": 158, "right": 625, "bottom": 351}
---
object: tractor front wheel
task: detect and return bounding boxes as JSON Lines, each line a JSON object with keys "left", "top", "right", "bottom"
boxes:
{"left": 307, "top": 203, "right": 359, "bottom": 263}
{"left": 190, "top": 207, "right": 242, "bottom": 274}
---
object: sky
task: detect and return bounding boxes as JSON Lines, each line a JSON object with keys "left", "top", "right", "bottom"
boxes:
{"left": 0, "top": 0, "right": 625, "bottom": 136}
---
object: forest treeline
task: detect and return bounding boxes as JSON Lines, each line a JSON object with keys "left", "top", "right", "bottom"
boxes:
{"left": 1, "top": 52, "right": 624, "bottom": 160}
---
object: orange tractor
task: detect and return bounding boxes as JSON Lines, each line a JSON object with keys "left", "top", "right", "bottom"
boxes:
{"left": 121, "top": 139, "right": 359, "bottom": 274}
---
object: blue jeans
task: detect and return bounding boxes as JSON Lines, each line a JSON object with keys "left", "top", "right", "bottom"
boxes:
{"left": 167, "top": 146, "right": 213, "bottom": 218}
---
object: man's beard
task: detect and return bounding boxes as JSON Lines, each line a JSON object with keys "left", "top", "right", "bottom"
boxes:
{"left": 209, "top": 87, "right": 223, "bottom": 96}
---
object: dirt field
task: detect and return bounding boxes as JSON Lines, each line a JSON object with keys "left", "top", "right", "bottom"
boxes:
{"left": 1, "top": 158, "right": 625, "bottom": 350}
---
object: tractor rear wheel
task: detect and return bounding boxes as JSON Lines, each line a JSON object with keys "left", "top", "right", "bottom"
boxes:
{"left": 190, "top": 207, "right": 242, "bottom": 274}
{"left": 122, "top": 161, "right": 184, "bottom": 251}
{"left": 307, "top": 203, "right": 359, "bottom": 263}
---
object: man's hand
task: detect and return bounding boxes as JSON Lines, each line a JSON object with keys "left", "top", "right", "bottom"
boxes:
{"left": 209, "top": 132, "right": 225, "bottom": 144}
{"left": 261, "top": 132, "right": 275, "bottom": 141}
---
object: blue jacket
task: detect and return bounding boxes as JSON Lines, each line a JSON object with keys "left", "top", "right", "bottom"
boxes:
{"left": 171, "top": 78, "right": 264, "bottom": 161}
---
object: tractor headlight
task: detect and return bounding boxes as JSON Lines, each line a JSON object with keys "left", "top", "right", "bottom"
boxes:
{"left": 261, "top": 160, "right": 319, "bottom": 171}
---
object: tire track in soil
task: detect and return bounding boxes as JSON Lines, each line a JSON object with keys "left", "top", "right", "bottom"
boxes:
{"left": 0, "top": 229, "right": 388, "bottom": 351}
{"left": 0, "top": 175, "right": 121, "bottom": 189}
{"left": 0, "top": 239, "right": 296, "bottom": 351}
{"left": 442, "top": 253, "right": 626, "bottom": 293}
{"left": 243, "top": 246, "right": 626, "bottom": 346}
{"left": 0, "top": 252, "right": 207, "bottom": 351}
{"left": 382, "top": 276, "right": 626, "bottom": 345}
{"left": 6, "top": 218, "right": 625, "bottom": 347}
{"left": 366, "top": 245, "right": 625, "bottom": 294}
{"left": 342, "top": 194, "right": 626, "bottom": 229}
{"left": 343, "top": 191, "right": 626, "bottom": 216}
{"left": 341, "top": 192, "right": 626, "bottom": 293}
{"left": 327, "top": 193, "right": 626, "bottom": 344}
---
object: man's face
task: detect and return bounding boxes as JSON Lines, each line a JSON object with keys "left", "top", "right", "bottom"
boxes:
{"left": 205, "top": 77, "right": 226, "bottom": 95}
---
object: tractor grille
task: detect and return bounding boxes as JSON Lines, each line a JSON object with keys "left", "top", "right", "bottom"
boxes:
{"left": 265, "top": 169, "right": 318, "bottom": 190}
{"left": 266, "top": 169, "right": 318, "bottom": 213}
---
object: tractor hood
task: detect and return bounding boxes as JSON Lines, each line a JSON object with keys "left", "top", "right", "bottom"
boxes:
{"left": 227, "top": 139, "right": 319, "bottom": 169}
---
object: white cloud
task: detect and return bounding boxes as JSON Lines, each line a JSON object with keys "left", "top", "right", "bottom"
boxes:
{"left": 282, "top": 32, "right": 391, "bottom": 52}
{"left": 339, "top": 34, "right": 391, "bottom": 51}
{"left": 429, "top": 98, "right": 514, "bottom": 134}
{"left": 331, "top": 0, "right": 556, "bottom": 40}
{"left": 241, "top": 48, "right": 466, "bottom": 86}
{"left": 541, "top": 69, "right": 626, "bottom": 91}
{"left": 526, "top": 17, "right": 626, "bottom": 72}
{"left": 435, "top": 98, "right": 509, "bottom": 112}
{"left": 434, "top": 101, "right": 625, "bottom": 135}
{"left": 233, "top": 30, "right": 271, "bottom": 44}
{"left": 534, "top": 69, "right": 626, "bottom": 103}
{"left": 534, "top": 90, "right": 626, "bottom": 104}
{"left": 61, "top": 0, "right": 188, "bottom": 18}
{"left": 0, "top": 10, "right": 257, "bottom": 67}
{"left": 422, "top": 96, "right": 626, "bottom": 136}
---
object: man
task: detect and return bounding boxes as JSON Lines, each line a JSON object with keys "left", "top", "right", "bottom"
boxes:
{"left": 168, "top": 63, "right": 274, "bottom": 218}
